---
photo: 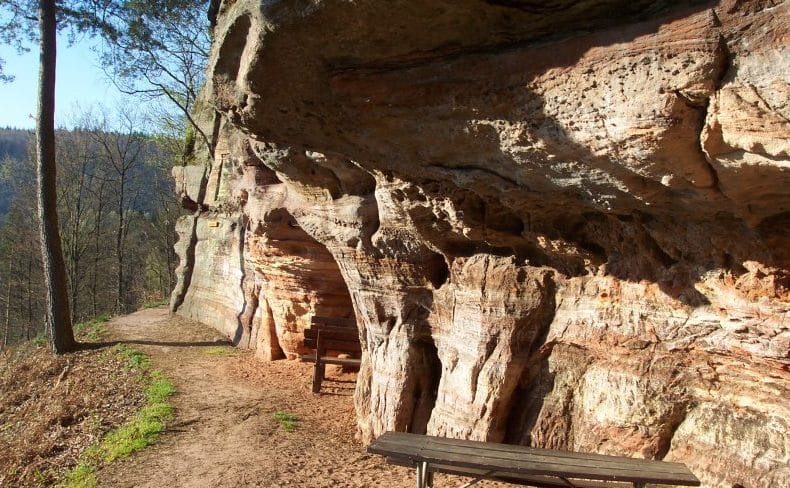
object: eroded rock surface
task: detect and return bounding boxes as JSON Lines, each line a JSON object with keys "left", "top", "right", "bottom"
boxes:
{"left": 171, "top": 1, "right": 790, "bottom": 486}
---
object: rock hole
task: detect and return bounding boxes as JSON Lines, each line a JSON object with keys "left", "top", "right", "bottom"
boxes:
{"left": 428, "top": 252, "right": 450, "bottom": 289}
{"left": 259, "top": 299, "right": 286, "bottom": 361}
{"left": 485, "top": 204, "right": 525, "bottom": 235}
{"left": 408, "top": 336, "right": 441, "bottom": 435}
{"left": 213, "top": 15, "right": 252, "bottom": 84}
{"left": 756, "top": 211, "right": 790, "bottom": 269}
{"left": 253, "top": 208, "right": 357, "bottom": 364}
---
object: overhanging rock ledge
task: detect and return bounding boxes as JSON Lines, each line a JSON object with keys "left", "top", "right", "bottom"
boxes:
{"left": 171, "top": 1, "right": 789, "bottom": 486}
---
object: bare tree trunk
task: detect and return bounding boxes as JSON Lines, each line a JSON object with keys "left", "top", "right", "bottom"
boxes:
{"left": 3, "top": 258, "right": 12, "bottom": 350}
{"left": 16, "top": 270, "right": 23, "bottom": 338}
{"left": 27, "top": 255, "right": 33, "bottom": 340}
{"left": 160, "top": 189, "right": 172, "bottom": 287}
{"left": 116, "top": 189, "right": 125, "bottom": 314}
{"left": 68, "top": 156, "right": 87, "bottom": 322}
{"left": 36, "top": 0, "right": 75, "bottom": 353}
{"left": 155, "top": 185, "right": 176, "bottom": 298}
{"left": 2, "top": 293, "right": 9, "bottom": 348}
{"left": 91, "top": 180, "right": 105, "bottom": 318}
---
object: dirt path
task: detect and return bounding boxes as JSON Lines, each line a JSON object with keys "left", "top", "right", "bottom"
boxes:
{"left": 97, "top": 308, "right": 498, "bottom": 488}
{"left": 98, "top": 308, "right": 505, "bottom": 488}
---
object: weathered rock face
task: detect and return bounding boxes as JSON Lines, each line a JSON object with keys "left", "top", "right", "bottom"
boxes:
{"left": 171, "top": 1, "right": 789, "bottom": 486}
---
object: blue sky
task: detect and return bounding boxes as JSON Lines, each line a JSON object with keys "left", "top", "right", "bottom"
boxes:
{"left": 0, "top": 35, "right": 125, "bottom": 129}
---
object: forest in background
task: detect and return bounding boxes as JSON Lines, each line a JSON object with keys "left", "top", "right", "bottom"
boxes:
{"left": 0, "top": 117, "right": 182, "bottom": 347}
{"left": 0, "top": 127, "right": 28, "bottom": 218}
{"left": 0, "top": 0, "right": 212, "bottom": 350}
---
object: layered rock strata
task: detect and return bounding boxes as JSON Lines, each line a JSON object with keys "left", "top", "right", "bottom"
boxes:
{"left": 171, "top": 1, "right": 790, "bottom": 486}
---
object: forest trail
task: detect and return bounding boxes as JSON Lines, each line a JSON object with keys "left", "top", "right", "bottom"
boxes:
{"left": 95, "top": 308, "right": 413, "bottom": 488}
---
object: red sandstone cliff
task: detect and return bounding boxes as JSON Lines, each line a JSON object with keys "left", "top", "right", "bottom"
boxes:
{"left": 170, "top": 1, "right": 789, "bottom": 486}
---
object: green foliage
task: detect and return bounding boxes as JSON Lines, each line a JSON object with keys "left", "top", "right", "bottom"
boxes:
{"left": 182, "top": 126, "right": 196, "bottom": 163}
{"left": 74, "top": 314, "right": 111, "bottom": 342}
{"left": 101, "top": 368, "right": 174, "bottom": 462}
{"left": 0, "top": 0, "right": 128, "bottom": 83}
{"left": 58, "top": 461, "right": 97, "bottom": 488}
{"left": 113, "top": 344, "right": 151, "bottom": 370}
{"left": 59, "top": 346, "right": 175, "bottom": 485}
{"left": 146, "top": 370, "right": 176, "bottom": 403}
{"left": 141, "top": 297, "right": 169, "bottom": 309}
{"left": 32, "top": 333, "right": 48, "bottom": 347}
{"left": 101, "top": 410, "right": 167, "bottom": 462}
{"left": 99, "top": 1, "right": 212, "bottom": 154}
{"left": 33, "top": 468, "right": 52, "bottom": 486}
{"left": 273, "top": 411, "right": 298, "bottom": 432}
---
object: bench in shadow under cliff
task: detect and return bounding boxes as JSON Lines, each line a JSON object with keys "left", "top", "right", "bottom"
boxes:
{"left": 300, "top": 316, "right": 361, "bottom": 393}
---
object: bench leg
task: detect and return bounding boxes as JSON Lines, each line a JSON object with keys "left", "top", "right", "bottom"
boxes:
{"left": 312, "top": 359, "right": 325, "bottom": 393}
{"left": 416, "top": 461, "right": 431, "bottom": 488}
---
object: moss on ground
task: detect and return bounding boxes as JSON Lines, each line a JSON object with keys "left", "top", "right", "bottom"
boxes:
{"left": 58, "top": 347, "right": 175, "bottom": 487}
{"left": 74, "top": 315, "right": 112, "bottom": 342}
{"left": 204, "top": 345, "right": 237, "bottom": 357}
{"left": 113, "top": 343, "right": 153, "bottom": 370}
{"left": 0, "top": 337, "right": 148, "bottom": 486}
{"left": 273, "top": 410, "right": 298, "bottom": 432}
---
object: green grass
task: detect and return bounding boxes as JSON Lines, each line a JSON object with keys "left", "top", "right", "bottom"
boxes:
{"left": 113, "top": 343, "right": 152, "bottom": 370}
{"left": 58, "top": 347, "right": 175, "bottom": 487}
{"left": 58, "top": 461, "right": 97, "bottom": 488}
{"left": 204, "top": 345, "right": 236, "bottom": 357}
{"left": 32, "top": 333, "right": 48, "bottom": 347}
{"left": 146, "top": 371, "right": 177, "bottom": 401}
{"left": 273, "top": 410, "right": 298, "bottom": 432}
{"left": 74, "top": 315, "right": 112, "bottom": 342}
{"left": 26, "top": 313, "right": 111, "bottom": 348}
{"left": 33, "top": 468, "right": 53, "bottom": 486}
{"left": 101, "top": 370, "right": 175, "bottom": 462}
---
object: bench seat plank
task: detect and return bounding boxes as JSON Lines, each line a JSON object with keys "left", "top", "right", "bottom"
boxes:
{"left": 374, "top": 433, "right": 691, "bottom": 472}
{"left": 369, "top": 432, "right": 700, "bottom": 487}
{"left": 412, "top": 442, "right": 690, "bottom": 476}
{"left": 387, "top": 457, "right": 633, "bottom": 488}
{"left": 300, "top": 354, "right": 362, "bottom": 366}
{"left": 374, "top": 433, "right": 692, "bottom": 474}
{"left": 304, "top": 325, "right": 359, "bottom": 339}
{"left": 304, "top": 329, "right": 360, "bottom": 344}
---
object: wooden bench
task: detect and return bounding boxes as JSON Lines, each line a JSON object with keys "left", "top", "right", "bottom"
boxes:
{"left": 300, "top": 316, "right": 361, "bottom": 393}
{"left": 368, "top": 432, "right": 700, "bottom": 488}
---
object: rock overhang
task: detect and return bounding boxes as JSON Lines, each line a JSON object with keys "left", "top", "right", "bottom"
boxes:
{"left": 172, "top": 1, "right": 789, "bottom": 486}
